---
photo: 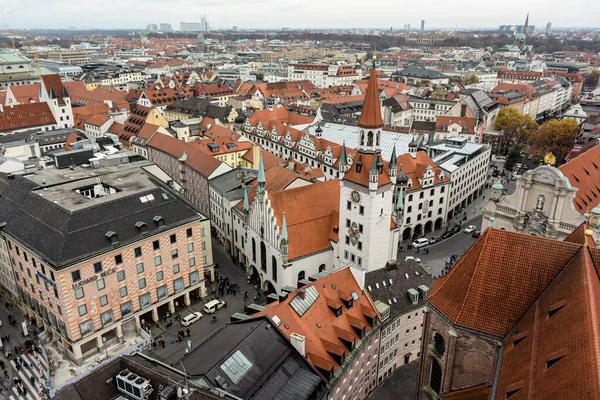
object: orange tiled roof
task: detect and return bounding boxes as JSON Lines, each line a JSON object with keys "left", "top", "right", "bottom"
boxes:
{"left": 6, "top": 84, "right": 39, "bottom": 104}
{"left": 435, "top": 116, "right": 477, "bottom": 134}
{"left": 343, "top": 153, "right": 392, "bottom": 188}
{"left": 559, "top": 144, "right": 600, "bottom": 213}
{"left": 357, "top": 71, "right": 383, "bottom": 128}
{"left": 0, "top": 103, "right": 56, "bottom": 133}
{"left": 41, "top": 74, "right": 67, "bottom": 105}
{"left": 428, "top": 229, "right": 582, "bottom": 337}
{"left": 269, "top": 179, "right": 340, "bottom": 259}
{"left": 248, "top": 108, "right": 313, "bottom": 130}
{"left": 84, "top": 113, "right": 111, "bottom": 127}
{"left": 194, "top": 136, "right": 253, "bottom": 157}
{"left": 256, "top": 268, "right": 379, "bottom": 380}
{"left": 397, "top": 151, "right": 448, "bottom": 191}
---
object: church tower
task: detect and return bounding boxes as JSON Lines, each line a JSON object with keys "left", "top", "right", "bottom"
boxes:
{"left": 338, "top": 70, "right": 397, "bottom": 272}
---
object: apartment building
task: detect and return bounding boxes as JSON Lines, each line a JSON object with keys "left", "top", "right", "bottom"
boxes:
{"left": 287, "top": 63, "right": 359, "bottom": 88}
{"left": 365, "top": 260, "right": 432, "bottom": 384}
{"left": 46, "top": 50, "right": 91, "bottom": 65}
{"left": 0, "top": 161, "right": 210, "bottom": 364}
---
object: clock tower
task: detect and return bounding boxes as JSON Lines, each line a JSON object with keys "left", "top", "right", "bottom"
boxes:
{"left": 338, "top": 70, "right": 398, "bottom": 272}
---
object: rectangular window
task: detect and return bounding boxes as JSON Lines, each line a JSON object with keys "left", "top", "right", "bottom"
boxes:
{"left": 139, "top": 293, "right": 151, "bottom": 309}
{"left": 101, "top": 310, "right": 114, "bottom": 327}
{"left": 359, "top": 206, "right": 364, "bottom": 215}
{"left": 346, "top": 219, "right": 351, "bottom": 227}
{"left": 75, "top": 287, "right": 84, "bottom": 300}
{"left": 96, "top": 278, "right": 105, "bottom": 290}
{"left": 136, "top": 262, "right": 144, "bottom": 273}
{"left": 187, "top": 243, "right": 194, "bottom": 253}
{"left": 80, "top": 320, "right": 94, "bottom": 337}
{"left": 202, "top": 242, "right": 206, "bottom": 250}
{"left": 186, "top": 228, "right": 193, "bottom": 238}
{"left": 157, "top": 284, "right": 168, "bottom": 301}
{"left": 347, "top": 201, "right": 352, "bottom": 210}
{"left": 156, "top": 271, "right": 164, "bottom": 281}
{"left": 93, "top": 262, "right": 102, "bottom": 274}
{"left": 171, "top": 249, "right": 179, "bottom": 259}
{"left": 100, "top": 295, "right": 108, "bottom": 307}
{"left": 121, "top": 300, "right": 132, "bottom": 317}
{"left": 114, "top": 254, "right": 123, "bottom": 265}
{"left": 134, "top": 247, "right": 142, "bottom": 258}
{"left": 155, "top": 255, "right": 162, "bottom": 266}
{"left": 139, "top": 278, "right": 146, "bottom": 289}
{"left": 117, "top": 270, "right": 125, "bottom": 282}
{"left": 170, "top": 234, "right": 177, "bottom": 244}
{"left": 174, "top": 277, "right": 184, "bottom": 293}
{"left": 189, "top": 271, "right": 199, "bottom": 285}
{"left": 78, "top": 304, "right": 87, "bottom": 317}
{"left": 120, "top": 286, "right": 128, "bottom": 298}
{"left": 71, "top": 270, "right": 81, "bottom": 282}
{"left": 189, "top": 257, "right": 196, "bottom": 267}
{"left": 173, "top": 264, "right": 180, "bottom": 274}
{"left": 153, "top": 240, "right": 160, "bottom": 250}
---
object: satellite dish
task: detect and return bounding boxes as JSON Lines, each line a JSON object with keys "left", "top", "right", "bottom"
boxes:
{"left": 177, "top": 387, "right": 182, "bottom": 398}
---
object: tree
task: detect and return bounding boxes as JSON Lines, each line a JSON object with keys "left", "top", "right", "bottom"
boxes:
{"left": 584, "top": 71, "right": 600, "bottom": 89}
{"left": 494, "top": 108, "right": 538, "bottom": 156}
{"left": 464, "top": 74, "right": 480, "bottom": 85}
{"left": 504, "top": 147, "right": 522, "bottom": 173}
{"left": 527, "top": 119, "right": 580, "bottom": 165}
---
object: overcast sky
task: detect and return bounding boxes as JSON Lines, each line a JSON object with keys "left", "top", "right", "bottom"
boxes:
{"left": 2, "top": 0, "right": 599, "bottom": 30}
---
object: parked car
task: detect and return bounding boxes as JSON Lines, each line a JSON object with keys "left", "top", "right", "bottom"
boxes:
{"left": 464, "top": 225, "right": 477, "bottom": 233}
{"left": 203, "top": 299, "right": 226, "bottom": 314}
{"left": 429, "top": 236, "right": 441, "bottom": 244}
{"left": 411, "top": 238, "right": 429, "bottom": 248}
{"left": 404, "top": 256, "right": 421, "bottom": 263}
{"left": 451, "top": 224, "right": 462, "bottom": 234}
{"left": 181, "top": 312, "right": 203, "bottom": 327}
{"left": 472, "top": 230, "right": 481, "bottom": 238}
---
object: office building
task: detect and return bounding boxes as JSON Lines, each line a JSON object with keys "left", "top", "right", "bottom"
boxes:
{"left": 181, "top": 22, "right": 203, "bottom": 32}
{"left": 159, "top": 23, "right": 173, "bottom": 33}
{"left": 421, "top": 20, "right": 425, "bottom": 31}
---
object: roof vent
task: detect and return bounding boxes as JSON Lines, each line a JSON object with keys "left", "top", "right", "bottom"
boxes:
{"left": 106, "top": 231, "right": 118, "bottom": 244}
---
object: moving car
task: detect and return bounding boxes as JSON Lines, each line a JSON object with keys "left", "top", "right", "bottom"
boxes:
{"left": 404, "top": 256, "right": 421, "bottom": 263}
{"left": 411, "top": 238, "right": 429, "bottom": 248}
{"left": 181, "top": 312, "right": 203, "bottom": 327}
{"left": 203, "top": 299, "right": 226, "bottom": 314}
{"left": 472, "top": 230, "right": 481, "bottom": 238}
{"left": 464, "top": 225, "right": 477, "bottom": 234}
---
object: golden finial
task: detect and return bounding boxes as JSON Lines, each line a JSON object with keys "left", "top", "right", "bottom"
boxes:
{"left": 372, "top": 55, "right": 377, "bottom": 60}
{"left": 544, "top": 153, "right": 556, "bottom": 166}
{"left": 585, "top": 228, "right": 594, "bottom": 247}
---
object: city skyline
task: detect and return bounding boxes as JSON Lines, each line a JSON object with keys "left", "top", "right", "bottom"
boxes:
{"left": 1, "top": 0, "right": 598, "bottom": 30}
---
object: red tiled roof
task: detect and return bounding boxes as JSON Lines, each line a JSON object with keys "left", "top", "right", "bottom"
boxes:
{"left": 0, "top": 103, "right": 56, "bottom": 133}
{"left": 435, "top": 116, "right": 477, "bottom": 135}
{"left": 343, "top": 153, "right": 391, "bottom": 188}
{"left": 248, "top": 108, "right": 313, "bottom": 130}
{"left": 559, "top": 144, "right": 600, "bottom": 213}
{"left": 7, "top": 84, "right": 39, "bottom": 104}
{"left": 357, "top": 71, "right": 383, "bottom": 128}
{"left": 397, "top": 151, "right": 447, "bottom": 190}
{"left": 41, "top": 74, "right": 67, "bottom": 105}
{"left": 428, "top": 228, "right": 581, "bottom": 337}
{"left": 256, "top": 268, "right": 379, "bottom": 381}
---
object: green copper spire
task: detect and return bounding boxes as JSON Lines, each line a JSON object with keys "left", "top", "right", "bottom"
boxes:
{"left": 389, "top": 146, "right": 397, "bottom": 169}
{"left": 370, "top": 154, "right": 379, "bottom": 175}
{"left": 396, "top": 186, "right": 404, "bottom": 210}
{"left": 340, "top": 141, "right": 348, "bottom": 166}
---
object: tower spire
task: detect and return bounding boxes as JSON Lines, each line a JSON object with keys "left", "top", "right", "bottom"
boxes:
{"left": 357, "top": 70, "right": 383, "bottom": 129}
{"left": 281, "top": 212, "right": 289, "bottom": 263}
{"left": 339, "top": 141, "right": 349, "bottom": 173}
{"left": 243, "top": 186, "right": 249, "bottom": 213}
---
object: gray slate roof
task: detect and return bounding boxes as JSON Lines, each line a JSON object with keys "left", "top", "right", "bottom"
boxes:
{"left": 365, "top": 261, "right": 433, "bottom": 321}
{"left": 394, "top": 66, "right": 448, "bottom": 80}
{"left": 0, "top": 161, "right": 201, "bottom": 268}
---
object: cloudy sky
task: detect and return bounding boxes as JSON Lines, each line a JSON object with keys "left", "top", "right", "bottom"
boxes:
{"left": 2, "top": 0, "right": 598, "bottom": 30}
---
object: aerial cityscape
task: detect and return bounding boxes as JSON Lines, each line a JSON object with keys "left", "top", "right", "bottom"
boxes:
{"left": 0, "top": 7, "right": 599, "bottom": 400}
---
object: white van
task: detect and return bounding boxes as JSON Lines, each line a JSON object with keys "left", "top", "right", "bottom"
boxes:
{"left": 412, "top": 238, "right": 429, "bottom": 248}
{"left": 203, "top": 299, "right": 226, "bottom": 314}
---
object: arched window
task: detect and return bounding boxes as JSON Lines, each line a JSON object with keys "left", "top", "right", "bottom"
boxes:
{"left": 252, "top": 238, "right": 256, "bottom": 262}
{"left": 319, "top": 264, "right": 326, "bottom": 273}
{"left": 297, "top": 271, "right": 305, "bottom": 287}
{"left": 376, "top": 132, "right": 380, "bottom": 146}
{"left": 433, "top": 333, "right": 445, "bottom": 358}
{"left": 430, "top": 358, "right": 442, "bottom": 395}
{"left": 360, "top": 130, "right": 365, "bottom": 146}
{"left": 260, "top": 241, "right": 267, "bottom": 272}
{"left": 367, "top": 131, "right": 374, "bottom": 147}
{"left": 272, "top": 256, "right": 277, "bottom": 282}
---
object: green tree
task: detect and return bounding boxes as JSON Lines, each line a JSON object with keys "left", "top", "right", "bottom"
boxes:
{"left": 504, "top": 147, "right": 522, "bottom": 173}
{"left": 527, "top": 119, "right": 580, "bottom": 165}
{"left": 584, "top": 71, "right": 600, "bottom": 89}
{"left": 494, "top": 108, "right": 538, "bottom": 156}
{"left": 464, "top": 74, "right": 480, "bottom": 85}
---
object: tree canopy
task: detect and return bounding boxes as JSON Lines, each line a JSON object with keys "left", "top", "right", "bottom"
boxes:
{"left": 584, "top": 71, "right": 600, "bottom": 89}
{"left": 527, "top": 119, "right": 579, "bottom": 165}
{"left": 464, "top": 74, "right": 480, "bottom": 85}
{"left": 494, "top": 108, "right": 538, "bottom": 156}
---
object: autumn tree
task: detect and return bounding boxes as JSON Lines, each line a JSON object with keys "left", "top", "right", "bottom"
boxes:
{"left": 527, "top": 119, "right": 579, "bottom": 165}
{"left": 584, "top": 71, "right": 600, "bottom": 89}
{"left": 494, "top": 108, "right": 538, "bottom": 156}
{"left": 464, "top": 74, "right": 480, "bottom": 85}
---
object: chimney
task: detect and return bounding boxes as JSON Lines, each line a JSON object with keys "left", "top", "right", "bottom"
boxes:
{"left": 290, "top": 333, "right": 306, "bottom": 357}
{"left": 298, "top": 288, "right": 306, "bottom": 300}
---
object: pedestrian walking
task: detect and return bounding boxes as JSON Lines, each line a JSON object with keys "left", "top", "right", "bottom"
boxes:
{"left": 30, "top": 376, "right": 35, "bottom": 386}
{"left": 184, "top": 348, "right": 189, "bottom": 356}
{"left": 161, "top": 340, "right": 165, "bottom": 349}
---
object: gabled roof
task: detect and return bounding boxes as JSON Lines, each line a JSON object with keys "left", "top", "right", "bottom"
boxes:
{"left": 269, "top": 179, "right": 340, "bottom": 260}
{"left": 428, "top": 228, "right": 581, "bottom": 337}
{"left": 343, "top": 153, "right": 392, "bottom": 188}
{"left": 435, "top": 116, "right": 477, "bottom": 134}
{"left": 0, "top": 102, "right": 56, "bottom": 133}
{"left": 41, "top": 74, "right": 68, "bottom": 105}
{"left": 559, "top": 144, "right": 600, "bottom": 213}
{"left": 257, "top": 268, "right": 380, "bottom": 381}
{"left": 248, "top": 108, "right": 313, "bottom": 130}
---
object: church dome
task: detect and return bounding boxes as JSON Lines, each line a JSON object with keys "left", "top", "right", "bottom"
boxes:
{"left": 515, "top": 33, "right": 526, "bottom": 41}
{"left": 492, "top": 181, "right": 504, "bottom": 191}
{"left": 397, "top": 170, "right": 408, "bottom": 185}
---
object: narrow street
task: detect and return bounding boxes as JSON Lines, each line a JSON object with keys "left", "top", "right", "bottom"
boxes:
{"left": 144, "top": 238, "right": 261, "bottom": 365}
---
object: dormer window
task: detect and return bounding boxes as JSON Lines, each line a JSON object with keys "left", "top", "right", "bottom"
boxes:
{"left": 442, "top": 124, "right": 447, "bottom": 131}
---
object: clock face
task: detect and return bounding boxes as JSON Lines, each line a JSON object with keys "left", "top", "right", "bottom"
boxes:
{"left": 351, "top": 190, "right": 361, "bottom": 203}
